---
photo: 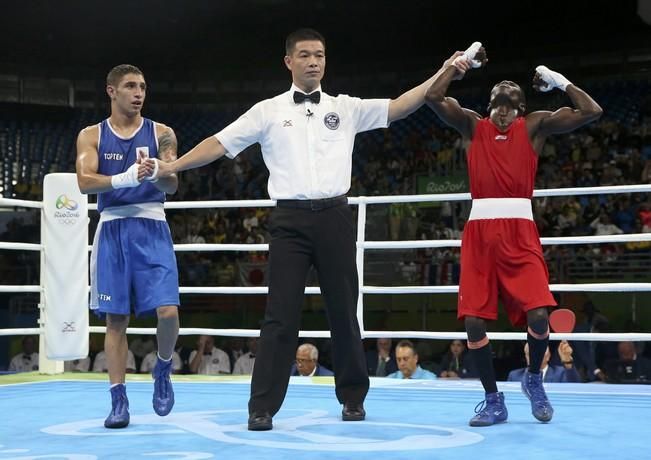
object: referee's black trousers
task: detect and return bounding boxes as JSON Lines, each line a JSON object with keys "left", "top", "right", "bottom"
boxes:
{"left": 248, "top": 201, "right": 369, "bottom": 416}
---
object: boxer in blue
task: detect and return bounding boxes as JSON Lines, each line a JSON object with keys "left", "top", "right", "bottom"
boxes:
{"left": 75, "top": 64, "right": 180, "bottom": 428}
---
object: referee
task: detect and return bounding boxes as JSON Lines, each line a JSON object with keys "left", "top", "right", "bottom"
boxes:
{"left": 153, "top": 28, "right": 462, "bottom": 431}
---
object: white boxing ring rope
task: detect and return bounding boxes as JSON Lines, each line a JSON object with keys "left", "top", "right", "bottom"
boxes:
{"left": 2, "top": 183, "right": 651, "bottom": 349}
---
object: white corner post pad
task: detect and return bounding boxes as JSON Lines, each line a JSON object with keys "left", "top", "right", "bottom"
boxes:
{"left": 42, "top": 173, "right": 89, "bottom": 368}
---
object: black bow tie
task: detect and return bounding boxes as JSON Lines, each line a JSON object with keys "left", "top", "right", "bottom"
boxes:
{"left": 293, "top": 91, "right": 321, "bottom": 104}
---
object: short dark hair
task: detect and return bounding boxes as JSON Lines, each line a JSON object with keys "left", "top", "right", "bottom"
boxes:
{"left": 396, "top": 339, "right": 416, "bottom": 353}
{"left": 285, "top": 28, "right": 326, "bottom": 55}
{"left": 491, "top": 80, "right": 526, "bottom": 109}
{"left": 106, "top": 64, "right": 144, "bottom": 87}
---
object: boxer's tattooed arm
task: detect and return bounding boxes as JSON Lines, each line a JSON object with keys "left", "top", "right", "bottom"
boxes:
{"left": 158, "top": 130, "right": 178, "bottom": 163}
{"left": 151, "top": 127, "right": 179, "bottom": 194}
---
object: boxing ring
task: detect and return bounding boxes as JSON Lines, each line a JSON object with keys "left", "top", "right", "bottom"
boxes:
{"left": 1, "top": 174, "right": 651, "bottom": 459}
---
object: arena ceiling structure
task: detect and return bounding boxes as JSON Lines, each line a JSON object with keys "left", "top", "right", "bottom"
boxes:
{"left": 1, "top": 0, "right": 649, "bottom": 82}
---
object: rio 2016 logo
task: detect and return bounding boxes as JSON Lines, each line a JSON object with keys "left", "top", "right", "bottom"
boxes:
{"left": 56, "top": 195, "right": 79, "bottom": 211}
{"left": 54, "top": 194, "right": 81, "bottom": 225}
{"left": 38, "top": 409, "right": 484, "bottom": 455}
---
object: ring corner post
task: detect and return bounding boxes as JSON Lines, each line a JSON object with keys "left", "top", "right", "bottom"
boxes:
{"left": 355, "top": 196, "right": 367, "bottom": 336}
{"left": 39, "top": 173, "right": 89, "bottom": 374}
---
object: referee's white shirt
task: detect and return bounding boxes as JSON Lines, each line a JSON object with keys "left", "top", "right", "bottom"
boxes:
{"left": 8, "top": 352, "right": 39, "bottom": 372}
{"left": 139, "top": 350, "right": 183, "bottom": 374}
{"left": 232, "top": 352, "right": 256, "bottom": 375}
{"left": 92, "top": 350, "right": 136, "bottom": 372}
{"left": 188, "top": 347, "right": 231, "bottom": 375}
{"left": 215, "top": 84, "right": 390, "bottom": 200}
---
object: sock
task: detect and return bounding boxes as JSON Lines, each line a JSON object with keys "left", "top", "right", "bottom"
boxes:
{"left": 157, "top": 352, "right": 172, "bottom": 362}
{"left": 528, "top": 333, "right": 549, "bottom": 374}
{"left": 469, "top": 343, "right": 498, "bottom": 394}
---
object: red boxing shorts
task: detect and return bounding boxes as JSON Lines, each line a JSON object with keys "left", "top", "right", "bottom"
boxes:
{"left": 457, "top": 199, "right": 556, "bottom": 326}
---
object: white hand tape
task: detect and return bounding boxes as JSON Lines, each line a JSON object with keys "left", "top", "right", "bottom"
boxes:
{"left": 144, "top": 158, "right": 159, "bottom": 182}
{"left": 535, "top": 65, "right": 571, "bottom": 92}
{"left": 111, "top": 163, "right": 140, "bottom": 189}
{"left": 463, "top": 41, "right": 483, "bottom": 68}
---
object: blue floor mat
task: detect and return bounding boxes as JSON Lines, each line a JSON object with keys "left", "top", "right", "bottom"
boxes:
{"left": 0, "top": 378, "right": 649, "bottom": 460}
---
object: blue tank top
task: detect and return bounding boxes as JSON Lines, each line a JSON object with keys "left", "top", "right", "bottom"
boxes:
{"left": 97, "top": 117, "right": 165, "bottom": 212}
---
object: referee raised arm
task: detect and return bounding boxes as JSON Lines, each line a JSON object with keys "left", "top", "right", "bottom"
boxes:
{"left": 153, "top": 28, "right": 462, "bottom": 431}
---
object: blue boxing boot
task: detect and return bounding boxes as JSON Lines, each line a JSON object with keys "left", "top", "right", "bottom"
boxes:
{"left": 105, "top": 383, "right": 130, "bottom": 428}
{"left": 152, "top": 355, "right": 175, "bottom": 416}
{"left": 469, "top": 391, "right": 508, "bottom": 427}
{"left": 522, "top": 370, "right": 553, "bottom": 422}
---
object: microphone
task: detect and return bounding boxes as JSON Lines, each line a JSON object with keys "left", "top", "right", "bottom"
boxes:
{"left": 306, "top": 108, "right": 313, "bottom": 117}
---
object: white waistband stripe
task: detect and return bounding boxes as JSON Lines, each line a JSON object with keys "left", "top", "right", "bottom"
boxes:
{"left": 100, "top": 202, "right": 166, "bottom": 222}
{"left": 468, "top": 198, "right": 533, "bottom": 221}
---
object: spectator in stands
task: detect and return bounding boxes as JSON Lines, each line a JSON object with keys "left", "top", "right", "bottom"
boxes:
{"left": 140, "top": 349, "right": 183, "bottom": 374}
{"left": 242, "top": 209, "right": 259, "bottom": 232}
{"left": 508, "top": 341, "right": 580, "bottom": 383}
{"left": 600, "top": 160, "right": 623, "bottom": 185}
{"left": 590, "top": 211, "right": 624, "bottom": 235}
{"left": 233, "top": 338, "right": 258, "bottom": 375}
{"left": 451, "top": 218, "right": 465, "bottom": 239}
{"left": 212, "top": 255, "right": 237, "bottom": 286}
{"left": 439, "top": 339, "right": 477, "bottom": 379}
{"left": 188, "top": 335, "right": 231, "bottom": 375}
{"left": 290, "top": 343, "right": 333, "bottom": 376}
{"left": 603, "top": 341, "right": 651, "bottom": 384}
{"left": 210, "top": 222, "right": 228, "bottom": 244}
{"left": 387, "top": 340, "right": 437, "bottom": 380}
{"left": 557, "top": 199, "right": 582, "bottom": 234}
{"left": 612, "top": 197, "right": 636, "bottom": 233}
{"left": 365, "top": 338, "right": 398, "bottom": 377}
{"left": 183, "top": 218, "right": 206, "bottom": 244}
{"left": 576, "top": 166, "right": 597, "bottom": 188}
{"left": 93, "top": 348, "right": 137, "bottom": 373}
{"left": 638, "top": 202, "right": 651, "bottom": 232}
{"left": 626, "top": 218, "right": 651, "bottom": 251}
{"left": 572, "top": 302, "right": 606, "bottom": 381}
{"left": 433, "top": 220, "right": 454, "bottom": 240}
{"left": 64, "top": 357, "right": 91, "bottom": 372}
{"left": 174, "top": 342, "right": 194, "bottom": 375}
{"left": 8, "top": 336, "right": 39, "bottom": 373}
{"left": 224, "top": 337, "right": 246, "bottom": 371}
{"left": 182, "top": 252, "right": 211, "bottom": 285}
{"left": 388, "top": 203, "right": 404, "bottom": 241}
{"left": 582, "top": 196, "right": 603, "bottom": 230}
{"left": 130, "top": 335, "right": 156, "bottom": 370}
{"left": 641, "top": 159, "right": 651, "bottom": 183}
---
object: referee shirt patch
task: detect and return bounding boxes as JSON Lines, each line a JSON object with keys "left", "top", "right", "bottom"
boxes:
{"left": 324, "top": 112, "right": 340, "bottom": 130}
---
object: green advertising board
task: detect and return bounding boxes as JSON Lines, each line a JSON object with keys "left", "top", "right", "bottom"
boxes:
{"left": 417, "top": 174, "right": 468, "bottom": 206}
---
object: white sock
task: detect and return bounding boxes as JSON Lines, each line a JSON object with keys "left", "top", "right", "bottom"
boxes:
{"left": 157, "top": 352, "right": 172, "bottom": 362}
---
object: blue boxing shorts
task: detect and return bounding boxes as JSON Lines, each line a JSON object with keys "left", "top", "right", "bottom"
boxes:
{"left": 90, "top": 204, "right": 179, "bottom": 316}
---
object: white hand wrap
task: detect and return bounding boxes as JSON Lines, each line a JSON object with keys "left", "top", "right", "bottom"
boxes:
{"left": 144, "top": 158, "right": 159, "bottom": 183}
{"left": 110, "top": 162, "right": 141, "bottom": 189}
{"left": 454, "top": 41, "right": 483, "bottom": 68}
{"left": 535, "top": 65, "right": 571, "bottom": 92}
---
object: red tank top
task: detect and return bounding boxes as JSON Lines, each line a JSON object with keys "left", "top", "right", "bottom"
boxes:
{"left": 467, "top": 117, "right": 538, "bottom": 198}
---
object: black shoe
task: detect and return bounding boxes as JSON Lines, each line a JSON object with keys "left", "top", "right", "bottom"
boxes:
{"left": 248, "top": 412, "right": 273, "bottom": 431}
{"left": 342, "top": 403, "right": 366, "bottom": 421}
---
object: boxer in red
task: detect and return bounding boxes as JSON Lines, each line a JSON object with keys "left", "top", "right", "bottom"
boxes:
{"left": 425, "top": 44, "right": 602, "bottom": 426}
